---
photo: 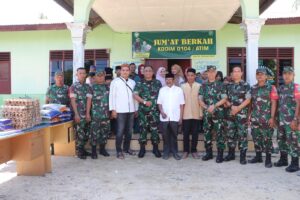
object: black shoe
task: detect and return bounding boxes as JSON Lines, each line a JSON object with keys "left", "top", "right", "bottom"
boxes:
{"left": 152, "top": 144, "right": 161, "bottom": 158}
{"left": 173, "top": 153, "right": 181, "bottom": 160}
{"left": 202, "top": 148, "right": 213, "bottom": 161}
{"left": 83, "top": 149, "right": 92, "bottom": 157}
{"left": 91, "top": 146, "right": 98, "bottom": 159}
{"left": 216, "top": 148, "right": 224, "bottom": 163}
{"left": 248, "top": 152, "right": 263, "bottom": 164}
{"left": 77, "top": 148, "right": 87, "bottom": 160}
{"left": 124, "top": 149, "right": 136, "bottom": 156}
{"left": 224, "top": 147, "right": 235, "bottom": 161}
{"left": 285, "top": 157, "right": 299, "bottom": 173}
{"left": 138, "top": 144, "right": 146, "bottom": 158}
{"left": 274, "top": 151, "right": 288, "bottom": 167}
{"left": 99, "top": 144, "right": 110, "bottom": 157}
{"left": 116, "top": 152, "right": 124, "bottom": 159}
{"left": 240, "top": 149, "right": 247, "bottom": 165}
{"left": 162, "top": 154, "right": 169, "bottom": 160}
{"left": 265, "top": 152, "right": 272, "bottom": 168}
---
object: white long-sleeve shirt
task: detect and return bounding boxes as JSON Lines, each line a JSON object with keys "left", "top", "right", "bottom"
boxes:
{"left": 157, "top": 85, "right": 185, "bottom": 122}
{"left": 109, "top": 77, "right": 138, "bottom": 113}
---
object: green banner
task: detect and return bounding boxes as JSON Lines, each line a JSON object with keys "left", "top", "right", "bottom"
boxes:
{"left": 132, "top": 31, "right": 216, "bottom": 59}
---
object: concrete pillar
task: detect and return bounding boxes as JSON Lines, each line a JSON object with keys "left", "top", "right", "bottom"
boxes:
{"left": 67, "top": 23, "right": 90, "bottom": 82}
{"left": 240, "top": 0, "right": 265, "bottom": 85}
{"left": 67, "top": 0, "right": 94, "bottom": 82}
{"left": 240, "top": 18, "right": 265, "bottom": 85}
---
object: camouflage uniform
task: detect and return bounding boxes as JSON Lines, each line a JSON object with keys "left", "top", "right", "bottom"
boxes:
{"left": 250, "top": 83, "right": 278, "bottom": 153}
{"left": 199, "top": 81, "right": 227, "bottom": 150}
{"left": 90, "top": 83, "right": 110, "bottom": 146}
{"left": 69, "top": 82, "right": 92, "bottom": 150}
{"left": 134, "top": 79, "right": 162, "bottom": 144}
{"left": 222, "top": 82, "right": 231, "bottom": 141}
{"left": 278, "top": 82, "right": 300, "bottom": 157}
{"left": 46, "top": 84, "right": 69, "bottom": 106}
{"left": 226, "top": 80, "right": 251, "bottom": 151}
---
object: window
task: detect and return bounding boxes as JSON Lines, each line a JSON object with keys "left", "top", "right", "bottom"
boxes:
{"left": 49, "top": 49, "right": 109, "bottom": 86}
{"left": 227, "top": 47, "right": 294, "bottom": 86}
{"left": 0, "top": 52, "right": 11, "bottom": 94}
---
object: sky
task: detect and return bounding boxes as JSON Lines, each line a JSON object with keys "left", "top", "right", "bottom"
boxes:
{"left": 0, "top": 0, "right": 73, "bottom": 25}
{"left": 0, "top": 0, "right": 299, "bottom": 25}
{"left": 261, "top": 0, "right": 300, "bottom": 18}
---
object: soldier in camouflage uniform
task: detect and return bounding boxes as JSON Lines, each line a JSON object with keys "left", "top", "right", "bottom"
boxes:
{"left": 70, "top": 68, "right": 93, "bottom": 159}
{"left": 224, "top": 66, "right": 251, "bottom": 165}
{"left": 46, "top": 71, "right": 69, "bottom": 106}
{"left": 86, "top": 70, "right": 111, "bottom": 159}
{"left": 133, "top": 65, "right": 162, "bottom": 158}
{"left": 248, "top": 68, "right": 278, "bottom": 168}
{"left": 199, "top": 65, "right": 227, "bottom": 163}
{"left": 274, "top": 66, "right": 300, "bottom": 172}
{"left": 46, "top": 71, "right": 70, "bottom": 155}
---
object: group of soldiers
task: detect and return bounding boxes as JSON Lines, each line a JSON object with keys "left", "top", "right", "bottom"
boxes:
{"left": 46, "top": 64, "right": 300, "bottom": 175}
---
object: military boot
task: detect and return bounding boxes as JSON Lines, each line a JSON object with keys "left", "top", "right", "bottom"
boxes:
{"left": 265, "top": 152, "right": 272, "bottom": 168}
{"left": 216, "top": 148, "right": 224, "bottom": 163}
{"left": 240, "top": 149, "right": 247, "bottom": 165}
{"left": 248, "top": 152, "right": 263, "bottom": 163}
{"left": 138, "top": 144, "right": 146, "bottom": 158}
{"left": 285, "top": 157, "right": 299, "bottom": 173}
{"left": 274, "top": 151, "right": 288, "bottom": 167}
{"left": 77, "top": 148, "right": 87, "bottom": 159}
{"left": 202, "top": 147, "right": 213, "bottom": 161}
{"left": 91, "top": 146, "right": 98, "bottom": 159}
{"left": 224, "top": 147, "right": 235, "bottom": 161}
{"left": 152, "top": 144, "right": 161, "bottom": 158}
{"left": 99, "top": 144, "right": 110, "bottom": 157}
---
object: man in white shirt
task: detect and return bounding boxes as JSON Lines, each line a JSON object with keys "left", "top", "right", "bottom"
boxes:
{"left": 157, "top": 73, "right": 185, "bottom": 160}
{"left": 109, "top": 64, "right": 137, "bottom": 159}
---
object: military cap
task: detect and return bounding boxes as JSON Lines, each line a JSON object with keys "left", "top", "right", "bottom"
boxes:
{"left": 283, "top": 66, "right": 294, "bottom": 73}
{"left": 95, "top": 69, "right": 105, "bottom": 76}
{"left": 207, "top": 65, "right": 216, "bottom": 71}
{"left": 55, "top": 71, "right": 64, "bottom": 76}
{"left": 256, "top": 67, "right": 267, "bottom": 74}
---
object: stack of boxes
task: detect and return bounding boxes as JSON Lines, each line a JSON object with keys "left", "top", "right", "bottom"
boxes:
{"left": 1, "top": 98, "right": 41, "bottom": 129}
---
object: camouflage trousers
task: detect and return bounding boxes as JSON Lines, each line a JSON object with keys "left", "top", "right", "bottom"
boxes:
{"left": 90, "top": 118, "right": 111, "bottom": 146}
{"left": 138, "top": 112, "right": 160, "bottom": 145}
{"left": 226, "top": 113, "right": 248, "bottom": 151}
{"left": 251, "top": 123, "right": 273, "bottom": 153}
{"left": 203, "top": 112, "right": 225, "bottom": 150}
{"left": 278, "top": 124, "right": 299, "bottom": 157}
{"left": 74, "top": 119, "right": 90, "bottom": 150}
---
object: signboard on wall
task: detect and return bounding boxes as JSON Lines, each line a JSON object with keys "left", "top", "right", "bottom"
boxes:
{"left": 192, "top": 56, "right": 220, "bottom": 72}
{"left": 132, "top": 31, "right": 216, "bottom": 59}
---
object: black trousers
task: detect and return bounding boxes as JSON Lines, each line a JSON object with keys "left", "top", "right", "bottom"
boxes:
{"left": 116, "top": 113, "right": 134, "bottom": 153}
{"left": 183, "top": 119, "right": 200, "bottom": 153}
{"left": 161, "top": 121, "right": 179, "bottom": 156}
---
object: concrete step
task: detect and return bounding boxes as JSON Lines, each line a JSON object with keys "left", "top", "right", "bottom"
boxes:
{"left": 104, "top": 133, "right": 256, "bottom": 152}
